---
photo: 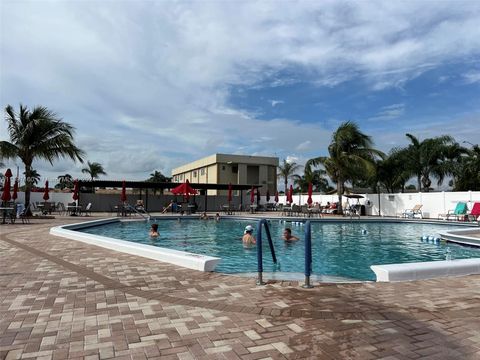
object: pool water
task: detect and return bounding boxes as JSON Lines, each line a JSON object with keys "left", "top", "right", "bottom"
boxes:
{"left": 79, "top": 219, "right": 480, "bottom": 281}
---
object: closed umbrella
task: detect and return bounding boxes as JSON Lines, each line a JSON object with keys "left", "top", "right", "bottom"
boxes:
{"left": 307, "top": 182, "right": 313, "bottom": 206}
{"left": 266, "top": 189, "right": 270, "bottom": 203}
{"left": 288, "top": 185, "right": 294, "bottom": 204}
{"left": 121, "top": 180, "right": 127, "bottom": 203}
{"left": 227, "top": 183, "right": 233, "bottom": 203}
{"left": 1, "top": 168, "right": 12, "bottom": 203}
{"left": 12, "top": 178, "right": 18, "bottom": 200}
{"left": 256, "top": 187, "right": 261, "bottom": 205}
{"left": 274, "top": 191, "right": 279, "bottom": 203}
{"left": 72, "top": 179, "right": 79, "bottom": 202}
{"left": 250, "top": 186, "right": 255, "bottom": 204}
{"left": 43, "top": 181, "right": 50, "bottom": 201}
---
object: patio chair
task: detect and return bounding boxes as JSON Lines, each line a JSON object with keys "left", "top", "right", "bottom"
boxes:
{"left": 83, "top": 203, "right": 92, "bottom": 216}
{"left": 401, "top": 204, "right": 423, "bottom": 219}
{"left": 467, "top": 202, "right": 480, "bottom": 222}
{"left": 438, "top": 202, "right": 468, "bottom": 221}
{"left": 56, "top": 202, "right": 66, "bottom": 216}
{"left": 438, "top": 201, "right": 468, "bottom": 220}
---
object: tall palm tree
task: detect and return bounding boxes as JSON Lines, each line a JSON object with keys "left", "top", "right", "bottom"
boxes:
{"left": 403, "top": 134, "right": 455, "bottom": 192}
{"left": 453, "top": 144, "right": 480, "bottom": 191}
{"left": 277, "top": 159, "right": 301, "bottom": 192}
{"left": 0, "top": 104, "right": 84, "bottom": 210}
{"left": 293, "top": 163, "right": 331, "bottom": 193}
{"left": 24, "top": 169, "right": 41, "bottom": 188}
{"left": 82, "top": 161, "right": 107, "bottom": 193}
{"left": 147, "top": 170, "right": 171, "bottom": 195}
{"left": 57, "top": 173, "right": 73, "bottom": 190}
{"left": 307, "top": 121, "right": 383, "bottom": 214}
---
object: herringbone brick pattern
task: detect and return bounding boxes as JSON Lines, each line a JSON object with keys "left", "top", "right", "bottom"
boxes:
{"left": 1, "top": 217, "right": 480, "bottom": 359}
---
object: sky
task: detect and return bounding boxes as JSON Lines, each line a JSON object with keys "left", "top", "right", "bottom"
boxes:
{"left": 1, "top": 0, "right": 479, "bottom": 187}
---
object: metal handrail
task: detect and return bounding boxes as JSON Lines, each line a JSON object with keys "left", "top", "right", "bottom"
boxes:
{"left": 126, "top": 204, "right": 151, "bottom": 220}
{"left": 302, "top": 220, "right": 313, "bottom": 288}
{"left": 256, "top": 218, "right": 277, "bottom": 285}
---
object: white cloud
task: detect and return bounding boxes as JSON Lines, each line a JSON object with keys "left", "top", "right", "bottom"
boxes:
{"left": 463, "top": 71, "right": 480, "bottom": 84}
{"left": 269, "top": 100, "right": 284, "bottom": 107}
{"left": 368, "top": 103, "right": 405, "bottom": 122}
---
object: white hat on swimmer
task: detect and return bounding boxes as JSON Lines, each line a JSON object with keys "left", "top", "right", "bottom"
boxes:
{"left": 244, "top": 225, "right": 254, "bottom": 234}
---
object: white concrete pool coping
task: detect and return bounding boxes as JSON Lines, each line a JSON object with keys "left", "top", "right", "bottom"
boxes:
{"left": 50, "top": 216, "right": 480, "bottom": 282}
{"left": 50, "top": 218, "right": 221, "bottom": 272}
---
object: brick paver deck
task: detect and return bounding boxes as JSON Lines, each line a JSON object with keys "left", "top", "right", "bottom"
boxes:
{"left": 1, "top": 216, "right": 480, "bottom": 359}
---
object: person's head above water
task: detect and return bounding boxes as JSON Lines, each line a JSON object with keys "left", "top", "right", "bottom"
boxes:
{"left": 244, "top": 225, "right": 254, "bottom": 234}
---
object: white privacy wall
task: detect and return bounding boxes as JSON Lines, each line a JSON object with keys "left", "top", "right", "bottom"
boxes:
{"left": 274, "top": 191, "right": 480, "bottom": 219}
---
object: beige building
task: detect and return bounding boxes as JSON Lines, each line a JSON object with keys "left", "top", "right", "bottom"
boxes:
{"left": 172, "top": 154, "right": 279, "bottom": 195}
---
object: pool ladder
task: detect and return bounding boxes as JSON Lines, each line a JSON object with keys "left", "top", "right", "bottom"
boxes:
{"left": 256, "top": 219, "right": 313, "bottom": 288}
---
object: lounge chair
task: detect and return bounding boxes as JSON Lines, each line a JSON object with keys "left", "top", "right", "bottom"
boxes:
{"left": 467, "top": 202, "right": 480, "bottom": 222}
{"left": 438, "top": 202, "right": 468, "bottom": 221}
{"left": 401, "top": 204, "right": 423, "bottom": 219}
{"left": 83, "top": 203, "right": 92, "bottom": 216}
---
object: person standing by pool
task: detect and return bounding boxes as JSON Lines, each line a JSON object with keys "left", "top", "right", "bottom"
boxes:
{"left": 242, "top": 225, "right": 256, "bottom": 247}
{"left": 283, "top": 228, "right": 299, "bottom": 241}
{"left": 215, "top": 213, "right": 220, "bottom": 221}
{"left": 149, "top": 223, "right": 159, "bottom": 237}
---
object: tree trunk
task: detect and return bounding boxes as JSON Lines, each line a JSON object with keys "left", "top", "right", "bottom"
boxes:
{"left": 284, "top": 179, "right": 287, "bottom": 197}
{"left": 337, "top": 180, "right": 344, "bottom": 215}
{"left": 24, "top": 164, "right": 32, "bottom": 216}
{"left": 417, "top": 175, "right": 422, "bottom": 192}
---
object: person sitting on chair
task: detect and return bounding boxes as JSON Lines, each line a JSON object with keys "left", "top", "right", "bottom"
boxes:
{"left": 135, "top": 199, "right": 145, "bottom": 211}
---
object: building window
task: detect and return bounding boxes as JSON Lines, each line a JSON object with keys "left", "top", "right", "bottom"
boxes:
{"left": 193, "top": 171, "right": 197, "bottom": 178}
{"left": 232, "top": 165, "right": 238, "bottom": 174}
{"left": 200, "top": 168, "right": 205, "bottom": 175}
{"left": 222, "top": 166, "right": 225, "bottom": 170}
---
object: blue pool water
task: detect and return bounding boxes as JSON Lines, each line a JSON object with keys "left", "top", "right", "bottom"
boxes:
{"left": 78, "top": 219, "right": 480, "bottom": 281}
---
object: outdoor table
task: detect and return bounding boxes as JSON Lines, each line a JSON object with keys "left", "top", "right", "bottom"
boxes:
{"left": 0, "top": 207, "right": 15, "bottom": 224}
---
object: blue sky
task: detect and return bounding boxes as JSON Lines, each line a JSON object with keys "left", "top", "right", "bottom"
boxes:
{"left": 1, "top": 1, "right": 479, "bottom": 185}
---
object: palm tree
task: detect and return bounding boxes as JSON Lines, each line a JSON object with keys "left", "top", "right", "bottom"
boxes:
{"left": 82, "top": 161, "right": 106, "bottom": 193}
{"left": 372, "top": 148, "right": 411, "bottom": 193}
{"left": 24, "top": 169, "right": 41, "bottom": 188}
{"left": 307, "top": 121, "right": 383, "bottom": 214}
{"left": 277, "top": 159, "right": 301, "bottom": 192}
{"left": 0, "top": 105, "right": 84, "bottom": 210}
{"left": 57, "top": 173, "right": 73, "bottom": 190}
{"left": 402, "top": 134, "right": 455, "bottom": 192}
{"left": 147, "top": 170, "right": 171, "bottom": 195}
{"left": 293, "top": 163, "right": 332, "bottom": 193}
{"left": 453, "top": 143, "right": 480, "bottom": 191}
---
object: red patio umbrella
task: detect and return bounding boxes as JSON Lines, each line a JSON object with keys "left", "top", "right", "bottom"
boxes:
{"left": 12, "top": 178, "right": 18, "bottom": 200}
{"left": 274, "top": 191, "right": 279, "bottom": 203}
{"left": 227, "top": 183, "right": 233, "bottom": 203}
{"left": 42, "top": 180, "right": 50, "bottom": 201}
{"left": 307, "top": 182, "right": 313, "bottom": 206}
{"left": 1, "top": 168, "right": 12, "bottom": 203}
{"left": 121, "top": 180, "right": 127, "bottom": 203}
{"left": 288, "top": 185, "right": 294, "bottom": 204}
{"left": 171, "top": 179, "right": 197, "bottom": 201}
{"left": 72, "top": 179, "right": 79, "bottom": 202}
{"left": 250, "top": 186, "right": 255, "bottom": 204}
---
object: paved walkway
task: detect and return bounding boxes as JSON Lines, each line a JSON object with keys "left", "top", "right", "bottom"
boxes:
{"left": 1, "top": 216, "right": 480, "bottom": 359}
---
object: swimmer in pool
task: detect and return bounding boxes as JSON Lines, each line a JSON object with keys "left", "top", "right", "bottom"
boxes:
{"left": 242, "top": 225, "right": 256, "bottom": 247}
{"left": 149, "top": 223, "right": 159, "bottom": 237}
{"left": 283, "top": 228, "right": 299, "bottom": 241}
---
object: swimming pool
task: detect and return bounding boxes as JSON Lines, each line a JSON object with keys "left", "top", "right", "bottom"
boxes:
{"left": 78, "top": 218, "right": 480, "bottom": 281}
